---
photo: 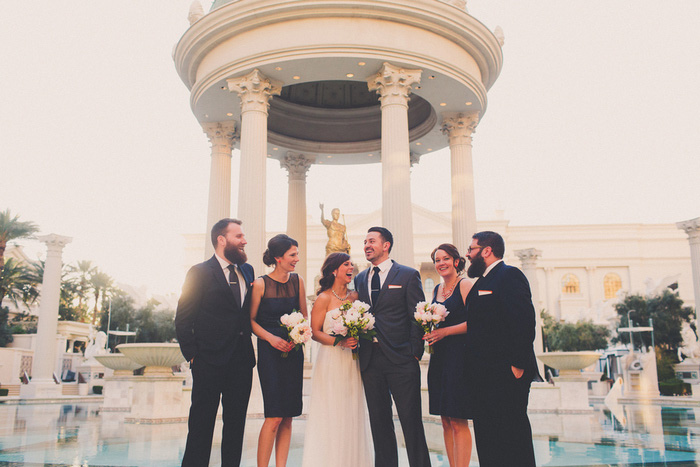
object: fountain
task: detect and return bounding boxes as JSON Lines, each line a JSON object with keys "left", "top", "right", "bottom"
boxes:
{"left": 114, "top": 344, "right": 188, "bottom": 423}
{"left": 94, "top": 354, "right": 144, "bottom": 412}
{"left": 530, "top": 351, "right": 602, "bottom": 413}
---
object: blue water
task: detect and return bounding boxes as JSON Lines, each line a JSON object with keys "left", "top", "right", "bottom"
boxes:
{"left": 0, "top": 403, "right": 699, "bottom": 466}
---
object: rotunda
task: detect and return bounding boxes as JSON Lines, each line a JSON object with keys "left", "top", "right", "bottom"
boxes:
{"left": 173, "top": 0, "right": 503, "bottom": 273}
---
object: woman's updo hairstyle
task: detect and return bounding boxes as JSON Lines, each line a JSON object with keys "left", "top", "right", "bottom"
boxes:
{"left": 262, "top": 234, "right": 298, "bottom": 267}
{"left": 430, "top": 243, "right": 466, "bottom": 273}
{"left": 317, "top": 252, "right": 351, "bottom": 295}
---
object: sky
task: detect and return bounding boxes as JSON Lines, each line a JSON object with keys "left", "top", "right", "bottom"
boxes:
{"left": 1, "top": 1, "right": 699, "bottom": 295}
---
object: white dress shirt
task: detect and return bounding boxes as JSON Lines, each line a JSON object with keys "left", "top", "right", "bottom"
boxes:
{"left": 215, "top": 253, "right": 247, "bottom": 304}
{"left": 482, "top": 259, "right": 503, "bottom": 278}
{"left": 368, "top": 257, "right": 393, "bottom": 292}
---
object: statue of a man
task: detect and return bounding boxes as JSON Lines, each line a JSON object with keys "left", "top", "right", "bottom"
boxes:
{"left": 320, "top": 203, "right": 351, "bottom": 256}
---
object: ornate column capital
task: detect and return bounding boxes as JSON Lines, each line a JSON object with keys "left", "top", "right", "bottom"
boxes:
{"left": 280, "top": 152, "right": 314, "bottom": 181}
{"left": 202, "top": 121, "right": 238, "bottom": 152}
{"left": 441, "top": 112, "right": 480, "bottom": 146}
{"left": 367, "top": 62, "right": 422, "bottom": 107}
{"left": 227, "top": 69, "right": 282, "bottom": 114}
{"left": 677, "top": 217, "right": 700, "bottom": 243}
{"left": 38, "top": 234, "right": 72, "bottom": 253}
{"left": 514, "top": 248, "right": 542, "bottom": 269}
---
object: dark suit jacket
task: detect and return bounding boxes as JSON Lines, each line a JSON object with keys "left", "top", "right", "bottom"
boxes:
{"left": 464, "top": 261, "right": 540, "bottom": 382}
{"left": 175, "top": 256, "right": 256, "bottom": 368}
{"left": 354, "top": 260, "right": 425, "bottom": 371}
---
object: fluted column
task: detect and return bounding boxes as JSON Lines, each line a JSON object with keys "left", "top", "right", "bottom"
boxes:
{"left": 281, "top": 152, "right": 313, "bottom": 282}
{"left": 442, "top": 112, "right": 479, "bottom": 255}
{"left": 677, "top": 217, "right": 700, "bottom": 316}
{"left": 228, "top": 69, "right": 282, "bottom": 274}
{"left": 368, "top": 62, "right": 421, "bottom": 266}
{"left": 21, "top": 234, "right": 72, "bottom": 399}
{"left": 202, "top": 121, "right": 237, "bottom": 259}
{"left": 515, "top": 248, "right": 544, "bottom": 375}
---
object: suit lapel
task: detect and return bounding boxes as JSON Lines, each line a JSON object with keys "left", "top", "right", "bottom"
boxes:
{"left": 375, "top": 261, "right": 399, "bottom": 306}
{"left": 207, "top": 256, "right": 237, "bottom": 308}
{"left": 356, "top": 269, "right": 370, "bottom": 303}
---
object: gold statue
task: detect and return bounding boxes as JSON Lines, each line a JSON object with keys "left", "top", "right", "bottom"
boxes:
{"left": 320, "top": 203, "right": 351, "bottom": 256}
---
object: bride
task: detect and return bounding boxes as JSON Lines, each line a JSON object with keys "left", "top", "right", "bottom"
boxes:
{"left": 301, "top": 252, "right": 373, "bottom": 467}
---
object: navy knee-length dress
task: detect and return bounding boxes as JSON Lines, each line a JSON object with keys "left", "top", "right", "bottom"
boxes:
{"left": 256, "top": 273, "right": 304, "bottom": 418}
{"left": 427, "top": 280, "right": 472, "bottom": 419}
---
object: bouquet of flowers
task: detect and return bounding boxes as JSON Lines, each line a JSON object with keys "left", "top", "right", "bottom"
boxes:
{"left": 414, "top": 301, "right": 449, "bottom": 354}
{"left": 280, "top": 311, "right": 312, "bottom": 358}
{"left": 328, "top": 300, "right": 376, "bottom": 360}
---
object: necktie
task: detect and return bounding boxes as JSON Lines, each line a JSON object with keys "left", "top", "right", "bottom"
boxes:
{"left": 227, "top": 264, "right": 242, "bottom": 308}
{"left": 371, "top": 266, "right": 381, "bottom": 306}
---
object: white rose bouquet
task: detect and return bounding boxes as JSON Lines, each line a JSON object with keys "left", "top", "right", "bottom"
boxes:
{"left": 280, "top": 311, "right": 312, "bottom": 358}
{"left": 414, "top": 301, "right": 450, "bottom": 354}
{"left": 329, "top": 300, "right": 376, "bottom": 360}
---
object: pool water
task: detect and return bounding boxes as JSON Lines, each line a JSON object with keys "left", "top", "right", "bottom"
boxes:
{"left": 1, "top": 403, "right": 699, "bottom": 466}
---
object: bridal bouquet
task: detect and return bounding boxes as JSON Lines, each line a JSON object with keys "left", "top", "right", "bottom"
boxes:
{"left": 414, "top": 302, "right": 449, "bottom": 354}
{"left": 329, "top": 300, "right": 376, "bottom": 360}
{"left": 280, "top": 311, "right": 312, "bottom": 358}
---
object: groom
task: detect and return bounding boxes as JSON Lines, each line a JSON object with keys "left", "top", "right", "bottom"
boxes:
{"left": 355, "top": 227, "right": 431, "bottom": 467}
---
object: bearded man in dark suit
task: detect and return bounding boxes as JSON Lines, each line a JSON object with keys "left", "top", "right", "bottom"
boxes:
{"left": 175, "top": 218, "right": 256, "bottom": 467}
{"left": 354, "top": 227, "right": 431, "bottom": 467}
{"left": 464, "top": 231, "right": 540, "bottom": 467}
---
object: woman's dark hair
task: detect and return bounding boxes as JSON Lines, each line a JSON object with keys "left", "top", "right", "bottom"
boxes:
{"left": 262, "top": 234, "right": 298, "bottom": 267}
{"left": 430, "top": 243, "right": 466, "bottom": 273}
{"left": 317, "top": 252, "right": 351, "bottom": 295}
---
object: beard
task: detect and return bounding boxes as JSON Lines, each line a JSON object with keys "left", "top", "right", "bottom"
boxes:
{"left": 467, "top": 254, "right": 487, "bottom": 278}
{"left": 224, "top": 242, "right": 247, "bottom": 264}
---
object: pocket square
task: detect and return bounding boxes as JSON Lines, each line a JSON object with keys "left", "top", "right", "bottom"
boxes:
{"left": 388, "top": 284, "right": 402, "bottom": 289}
{"left": 478, "top": 290, "right": 493, "bottom": 296}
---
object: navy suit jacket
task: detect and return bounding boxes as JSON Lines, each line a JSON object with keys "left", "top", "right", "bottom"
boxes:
{"left": 175, "top": 256, "right": 256, "bottom": 368}
{"left": 464, "top": 261, "right": 540, "bottom": 381}
{"left": 354, "top": 260, "right": 425, "bottom": 371}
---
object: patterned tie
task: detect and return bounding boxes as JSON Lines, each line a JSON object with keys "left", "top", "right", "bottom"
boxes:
{"left": 227, "top": 264, "right": 242, "bottom": 309}
{"left": 370, "top": 266, "right": 381, "bottom": 306}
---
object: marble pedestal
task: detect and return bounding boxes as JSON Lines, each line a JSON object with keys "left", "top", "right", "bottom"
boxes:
{"left": 102, "top": 375, "right": 135, "bottom": 412}
{"left": 19, "top": 379, "right": 62, "bottom": 399}
{"left": 529, "top": 376, "right": 594, "bottom": 413}
{"left": 124, "top": 375, "right": 187, "bottom": 424}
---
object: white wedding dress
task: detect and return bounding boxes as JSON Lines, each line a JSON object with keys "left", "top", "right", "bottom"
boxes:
{"left": 301, "top": 308, "right": 373, "bottom": 467}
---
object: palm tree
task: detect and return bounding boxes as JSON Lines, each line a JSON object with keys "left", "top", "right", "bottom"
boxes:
{"left": 90, "top": 270, "right": 114, "bottom": 325}
{"left": 69, "top": 260, "right": 96, "bottom": 312}
{"left": 0, "top": 258, "right": 39, "bottom": 308}
{"left": 0, "top": 209, "right": 39, "bottom": 272}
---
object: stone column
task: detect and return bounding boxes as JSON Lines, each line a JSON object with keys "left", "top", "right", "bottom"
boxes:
{"left": 586, "top": 266, "right": 596, "bottom": 307}
{"left": 441, "top": 112, "right": 480, "bottom": 255}
{"left": 21, "top": 234, "right": 72, "bottom": 399}
{"left": 202, "top": 121, "right": 237, "bottom": 259}
{"left": 515, "top": 248, "right": 544, "bottom": 376}
{"left": 228, "top": 69, "right": 282, "bottom": 274}
{"left": 677, "top": 217, "right": 700, "bottom": 316}
{"left": 368, "top": 62, "right": 421, "bottom": 266}
{"left": 280, "top": 152, "right": 314, "bottom": 282}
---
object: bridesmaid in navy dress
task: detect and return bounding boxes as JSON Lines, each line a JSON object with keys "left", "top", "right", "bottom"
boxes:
{"left": 423, "top": 243, "right": 473, "bottom": 467}
{"left": 250, "top": 234, "right": 308, "bottom": 467}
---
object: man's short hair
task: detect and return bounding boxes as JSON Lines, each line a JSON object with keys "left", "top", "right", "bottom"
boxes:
{"left": 367, "top": 226, "right": 393, "bottom": 253}
{"left": 472, "top": 231, "right": 505, "bottom": 259}
{"left": 211, "top": 218, "right": 242, "bottom": 247}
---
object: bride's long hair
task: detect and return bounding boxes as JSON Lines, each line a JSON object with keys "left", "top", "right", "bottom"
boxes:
{"left": 317, "top": 252, "right": 351, "bottom": 295}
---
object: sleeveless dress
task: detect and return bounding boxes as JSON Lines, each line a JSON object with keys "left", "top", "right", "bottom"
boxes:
{"left": 256, "top": 274, "right": 304, "bottom": 418}
{"left": 427, "top": 280, "right": 472, "bottom": 419}
{"left": 301, "top": 308, "right": 373, "bottom": 467}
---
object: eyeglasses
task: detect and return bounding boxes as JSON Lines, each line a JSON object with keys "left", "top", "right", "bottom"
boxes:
{"left": 467, "top": 246, "right": 483, "bottom": 254}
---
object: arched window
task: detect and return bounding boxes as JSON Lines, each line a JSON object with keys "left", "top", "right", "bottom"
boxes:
{"left": 424, "top": 278, "right": 435, "bottom": 294}
{"left": 604, "top": 273, "right": 622, "bottom": 299}
{"left": 561, "top": 274, "right": 580, "bottom": 294}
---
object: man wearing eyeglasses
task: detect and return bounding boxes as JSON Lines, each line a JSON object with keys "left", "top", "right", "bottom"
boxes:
{"left": 464, "top": 231, "right": 540, "bottom": 467}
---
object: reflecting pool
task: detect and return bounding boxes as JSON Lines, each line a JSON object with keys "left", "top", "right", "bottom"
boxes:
{"left": 1, "top": 403, "right": 699, "bottom": 466}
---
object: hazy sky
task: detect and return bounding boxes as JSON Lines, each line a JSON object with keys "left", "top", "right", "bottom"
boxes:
{"left": 1, "top": 1, "right": 698, "bottom": 295}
